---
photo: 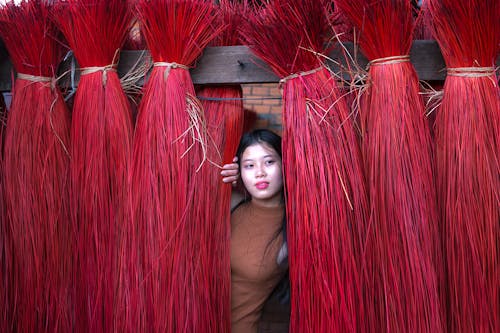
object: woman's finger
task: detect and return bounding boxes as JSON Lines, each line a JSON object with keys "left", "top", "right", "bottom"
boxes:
{"left": 222, "top": 175, "right": 239, "bottom": 183}
{"left": 220, "top": 168, "right": 238, "bottom": 176}
{"left": 221, "top": 162, "right": 239, "bottom": 171}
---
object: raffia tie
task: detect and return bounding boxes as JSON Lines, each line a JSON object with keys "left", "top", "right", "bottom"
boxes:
{"left": 17, "top": 73, "right": 55, "bottom": 90}
{"left": 367, "top": 55, "right": 410, "bottom": 69}
{"left": 80, "top": 64, "right": 117, "bottom": 86}
{"left": 279, "top": 66, "right": 324, "bottom": 87}
{"left": 154, "top": 62, "right": 190, "bottom": 81}
{"left": 447, "top": 66, "right": 495, "bottom": 78}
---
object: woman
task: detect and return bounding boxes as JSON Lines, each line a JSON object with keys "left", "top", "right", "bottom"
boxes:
{"left": 221, "top": 129, "right": 288, "bottom": 333}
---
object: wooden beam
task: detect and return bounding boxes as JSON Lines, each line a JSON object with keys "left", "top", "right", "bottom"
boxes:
{"left": 190, "top": 40, "right": 452, "bottom": 84}
{"left": 0, "top": 40, "right": 498, "bottom": 91}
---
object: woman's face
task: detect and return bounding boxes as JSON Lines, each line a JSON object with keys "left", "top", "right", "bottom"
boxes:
{"left": 240, "top": 142, "right": 283, "bottom": 207}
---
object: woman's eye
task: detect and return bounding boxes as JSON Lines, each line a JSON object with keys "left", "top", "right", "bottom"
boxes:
{"left": 243, "top": 164, "right": 253, "bottom": 169}
{"left": 265, "top": 160, "right": 275, "bottom": 166}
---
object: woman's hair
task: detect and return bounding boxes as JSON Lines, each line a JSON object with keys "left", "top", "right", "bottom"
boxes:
{"left": 236, "top": 129, "right": 282, "bottom": 162}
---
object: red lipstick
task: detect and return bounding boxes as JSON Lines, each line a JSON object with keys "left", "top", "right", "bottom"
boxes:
{"left": 255, "top": 181, "right": 269, "bottom": 190}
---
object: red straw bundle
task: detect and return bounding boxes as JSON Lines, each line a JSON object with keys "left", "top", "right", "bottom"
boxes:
{"left": 52, "top": 1, "right": 133, "bottom": 331}
{"left": 241, "top": 1, "right": 368, "bottom": 331}
{"left": 335, "top": 0, "right": 443, "bottom": 331}
{"left": 428, "top": 0, "right": 499, "bottom": 331}
{"left": 0, "top": 1, "right": 72, "bottom": 331}
{"left": 132, "top": 0, "right": 222, "bottom": 331}
{"left": 0, "top": 93, "right": 7, "bottom": 332}
{"left": 195, "top": 2, "right": 248, "bottom": 329}
{"left": 194, "top": 85, "right": 243, "bottom": 333}
{"left": 414, "top": 0, "right": 434, "bottom": 40}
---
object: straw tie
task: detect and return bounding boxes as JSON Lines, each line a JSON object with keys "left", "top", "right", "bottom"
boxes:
{"left": 17, "top": 73, "right": 56, "bottom": 90}
{"left": 447, "top": 66, "right": 496, "bottom": 78}
{"left": 154, "top": 62, "right": 190, "bottom": 81}
{"left": 279, "top": 66, "right": 324, "bottom": 87}
{"left": 80, "top": 64, "right": 118, "bottom": 86}
{"left": 367, "top": 55, "right": 410, "bottom": 69}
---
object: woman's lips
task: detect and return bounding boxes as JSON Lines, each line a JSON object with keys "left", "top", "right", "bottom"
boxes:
{"left": 255, "top": 181, "right": 269, "bottom": 190}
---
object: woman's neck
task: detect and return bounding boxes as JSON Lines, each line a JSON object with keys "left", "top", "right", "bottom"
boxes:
{"left": 251, "top": 192, "right": 284, "bottom": 208}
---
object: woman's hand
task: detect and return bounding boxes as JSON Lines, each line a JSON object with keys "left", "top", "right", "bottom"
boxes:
{"left": 220, "top": 157, "right": 239, "bottom": 185}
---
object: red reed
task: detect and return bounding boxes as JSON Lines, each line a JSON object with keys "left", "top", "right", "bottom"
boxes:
{"left": 132, "top": 1, "right": 223, "bottom": 331}
{"left": 195, "top": 2, "right": 248, "bottom": 330}
{"left": 0, "top": 91, "right": 7, "bottom": 332}
{"left": 197, "top": 85, "right": 244, "bottom": 333}
{"left": 335, "top": 0, "right": 443, "bottom": 331}
{"left": 241, "top": 1, "right": 368, "bottom": 331}
{"left": 0, "top": 1, "right": 72, "bottom": 331}
{"left": 428, "top": 0, "right": 499, "bottom": 331}
{"left": 123, "top": 0, "right": 148, "bottom": 120}
{"left": 414, "top": 0, "right": 434, "bottom": 40}
{"left": 52, "top": 0, "right": 133, "bottom": 331}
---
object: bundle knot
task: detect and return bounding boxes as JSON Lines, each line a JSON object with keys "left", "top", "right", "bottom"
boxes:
{"left": 154, "top": 62, "right": 190, "bottom": 81}
{"left": 80, "top": 64, "right": 118, "bottom": 86}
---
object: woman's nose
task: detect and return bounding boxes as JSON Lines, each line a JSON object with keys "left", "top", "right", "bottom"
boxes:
{"left": 255, "top": 166, "right": 266, "bottom": 177}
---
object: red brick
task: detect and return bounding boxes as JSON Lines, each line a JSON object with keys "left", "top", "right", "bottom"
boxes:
{"left": 251, "top": 104, "right": 272, "bottom": 114}
{"left": 268, "top": 85, "right": 282, "bottom": 96}
{"left": 251, "top": 86, "right": 271, "bottom": 96}
{"left": 242, "top": 85, "right": 252, "bottom": 95}
{"left": 254, "top": 119, "right": 270, "bottom": 128}
{"left": 262, "top": 98, "right": 281, "bottom": 106}
{"left": 269, "top": 106, "right": 282, "bottom": 114}
{"left": 244, "top": 98, "right": 263, "bottom": 106}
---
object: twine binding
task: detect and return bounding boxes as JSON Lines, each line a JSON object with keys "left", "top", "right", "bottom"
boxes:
{"left": 154, "top": 62, "right": 190, "bottom": 81}
{"left": 17, "top": 73, "right": 55, "bottom": 90}
{"left": 279, "top": 66, "right": 324, "bottom": 87}
{"left": 447, "top": 66, "right": 495, "bottom": 78}
{"left": 367, "top": 55, "right": 410, "bottom": 69}
{"left": 80, "top": 64, "right": 118, "bottom": 86}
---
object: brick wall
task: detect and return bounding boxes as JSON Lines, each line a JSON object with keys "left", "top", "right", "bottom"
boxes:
{"left": 242, "top": 83, "right": 282, "bottom": 134}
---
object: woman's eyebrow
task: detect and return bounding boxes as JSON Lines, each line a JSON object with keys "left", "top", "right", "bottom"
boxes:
{"left": 242, "top": 154, "right": 275, "bottom": 162}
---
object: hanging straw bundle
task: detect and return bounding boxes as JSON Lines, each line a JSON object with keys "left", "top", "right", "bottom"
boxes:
{"left": 428, "top": 0, "right": 499, "bottom": 331}
{"left": 0, "top": 1, "right": 72, "bottom": 331}
{"left": 241, "top": 1, "right": 368, "bottom": 331}
{"left": 123, "top": 1, "right": 146, "bottom": 52}
{"left": 192, "top": 84, "right": 243, "bottom": 333}
{"left": 334, "top": 0, "right": 443, "bottom": 331}
{"left": 52, "top": 0, "right": 133, "bottom": 331}
{"left": 0, "top": 92, "right": 7, "bottom": 332}
{"left": 122, "top": 1, "right": 149, "bottom": 121}
{"left": 414, "top": 0, "right": 433, "bottom": 40}
{"left": 195, "top": 2, "right": 249, "bottom": 329}
{"left": 132, "top": 0, "right": 223, "bottom": 331}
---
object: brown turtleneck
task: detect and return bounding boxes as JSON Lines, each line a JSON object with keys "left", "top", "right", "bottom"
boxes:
{"left": 231, "top": 200, "right": 286, "bottom": 333}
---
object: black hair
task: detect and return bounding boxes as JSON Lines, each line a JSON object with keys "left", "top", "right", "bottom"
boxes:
{"left": 235, "top": 128, "right": 282, "bottom": 163}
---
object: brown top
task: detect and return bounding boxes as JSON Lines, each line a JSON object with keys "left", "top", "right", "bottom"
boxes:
{"left": 231, "top": 200, "right": 286, "bottom": 333}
